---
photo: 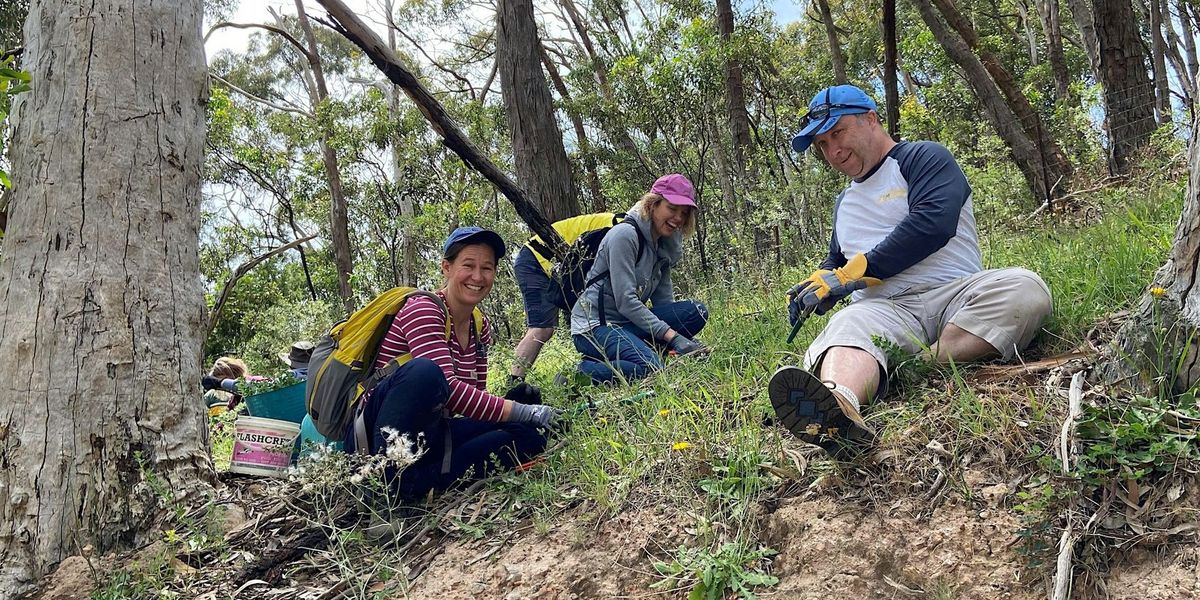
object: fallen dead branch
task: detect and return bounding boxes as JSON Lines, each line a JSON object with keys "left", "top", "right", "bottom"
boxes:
{"left": 1051, "top": 371, "right": 1085, "bottom": 600}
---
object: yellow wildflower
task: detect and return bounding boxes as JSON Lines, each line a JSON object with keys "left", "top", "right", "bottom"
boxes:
{"left": 672, "top": 441, "right": 691, "bottom": 451}
{"left": 658, "top": 409, "right": 670, "bottom": 417}
{"left": 1150, "top": 287, "right": 1167, "bottom": 298}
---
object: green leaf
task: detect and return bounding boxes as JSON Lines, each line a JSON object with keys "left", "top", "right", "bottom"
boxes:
{"left": 0, "top": 67, "right": 30, "bottom": 81}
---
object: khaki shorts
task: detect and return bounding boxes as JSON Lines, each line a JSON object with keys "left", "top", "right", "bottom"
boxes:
{"left": 803, "top": 268, "right": 1052, "bottom": 373}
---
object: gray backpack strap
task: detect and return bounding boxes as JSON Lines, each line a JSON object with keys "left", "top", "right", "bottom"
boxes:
{"left": 353, "top": 402, "right": 371, "bottom": 455}
{"left": 441, "top": 429, "right": 453, "bottom": 475}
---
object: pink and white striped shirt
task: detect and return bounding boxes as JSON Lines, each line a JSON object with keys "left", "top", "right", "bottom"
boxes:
{"left": 372, "top": 292, "right": 505, "bottom": 421}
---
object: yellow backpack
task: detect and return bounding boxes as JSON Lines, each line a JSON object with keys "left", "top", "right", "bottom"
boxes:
{"left": 304, "top": 287, "right": 484, "bottom": 445}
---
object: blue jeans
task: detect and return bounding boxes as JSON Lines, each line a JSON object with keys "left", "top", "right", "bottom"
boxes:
{"left": 572, "top": 300, "right": 708, "bottom": 384}
{"left": 514, "top": 247, "right": 560, "bottom": 328}
{"left": 345, "top": 358, "right": 549, "bottom": 500}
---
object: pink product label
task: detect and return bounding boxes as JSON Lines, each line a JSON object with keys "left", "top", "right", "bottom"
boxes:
{"left": 232, "top": 426, "right": 296, "bottom": 469}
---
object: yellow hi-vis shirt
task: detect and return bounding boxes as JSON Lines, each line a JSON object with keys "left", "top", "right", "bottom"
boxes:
{"left": 526, "top": 213, "right": 620, "bottom": 274}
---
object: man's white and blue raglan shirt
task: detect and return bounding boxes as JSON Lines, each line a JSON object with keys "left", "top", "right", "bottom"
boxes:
{"left": 821, "top": 141, "right": 983, "bottom": 301}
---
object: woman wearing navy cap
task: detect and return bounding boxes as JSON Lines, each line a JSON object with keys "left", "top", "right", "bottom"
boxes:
{"left": 348, "top": 226, "right": 557, "bottom": 500}
{"left": 570, "top": 174, "right": 710, "bottom": 383}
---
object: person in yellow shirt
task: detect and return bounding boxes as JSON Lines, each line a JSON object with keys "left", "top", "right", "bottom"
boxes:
{"left": 510, "top": 213, "right": 625, "bottom": 387}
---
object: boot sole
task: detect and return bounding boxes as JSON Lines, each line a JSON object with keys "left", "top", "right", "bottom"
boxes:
{"left": 768, "top": 366, "right": 870, "bottom": 450}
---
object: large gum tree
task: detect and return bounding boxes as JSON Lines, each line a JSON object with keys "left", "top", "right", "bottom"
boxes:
{"left": 1108, "top": 117, "right": 1200, "bottom": 389}
{"left": 0, "top": 0, "right": 211, "bottom": 594}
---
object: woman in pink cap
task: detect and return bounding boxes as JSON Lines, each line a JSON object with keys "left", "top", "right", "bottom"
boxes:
{"left": 568, "top": 174, "right": 709, "bottom": 383}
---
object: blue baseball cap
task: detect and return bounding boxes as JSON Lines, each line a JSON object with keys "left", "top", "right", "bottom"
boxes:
{"left": 442, "top": 226, "right": 506, "bottom": 260}
{"left": 790, "top": 84, "right": 878, "bottom": 153}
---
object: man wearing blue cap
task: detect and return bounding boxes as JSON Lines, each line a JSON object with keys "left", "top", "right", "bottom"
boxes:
{"left": 769, "top": 84, "right": 1053, "bottom": 450}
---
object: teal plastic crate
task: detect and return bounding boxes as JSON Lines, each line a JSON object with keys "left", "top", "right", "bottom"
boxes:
{"left": 244, "top": 381, "right": 307, "bottom": 424}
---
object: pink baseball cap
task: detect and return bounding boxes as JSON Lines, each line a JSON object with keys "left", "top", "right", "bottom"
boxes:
{"left": 649, "top": 174, "right": 697, "bottom": 207}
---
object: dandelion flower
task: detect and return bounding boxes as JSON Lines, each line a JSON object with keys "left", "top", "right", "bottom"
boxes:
{"left": 658, "top": 409, "right": 670, "bottom": 417}
{"left": 671, "top": 441, "right": 691, "bottom": 451}
{"left": 1150, "top": 287, "right": 1167, "bottom": 298}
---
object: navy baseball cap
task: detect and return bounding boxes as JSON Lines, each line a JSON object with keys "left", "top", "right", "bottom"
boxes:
{"left": 442, "top": 226, "right": 507, "bottom": 260}
{"left": 790, "top": 84, "right": 878, "bottom": 153}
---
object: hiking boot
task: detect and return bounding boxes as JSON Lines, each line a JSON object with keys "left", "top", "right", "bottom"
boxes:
{"left": 767, "top": 366, "right": 873, "bottom": 451}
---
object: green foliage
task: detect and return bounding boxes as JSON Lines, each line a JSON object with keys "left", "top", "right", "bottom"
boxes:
{"left": 91, "top": 560, "right": 172, "bottom": 600}
{"left": 1012, "top": 475, "right": 1073, "bottom": 568}
{"left": 1075, "top": 393, "right": 1200, "bottom": 484}
{"left": 0, "top": 0, "right": 26, "bottom": 52}
{"left": 0, "top": 52, "right": 31, "bottom": 190}
{"left": 240, "top": 371, "right": 304, "bottom": 396}
{"left": 652, "top": 542, "right": 779, "bottom": 600}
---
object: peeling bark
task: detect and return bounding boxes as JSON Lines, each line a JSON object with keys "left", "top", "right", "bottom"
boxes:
{"left": 496, "top": 0, "right": 581, "bottom": 222}
{"left": 1036, "top": 0, "right": 1071, "bottom": 100}
{"left": 1106, "top": 118, "right": 1200, "bottom": 391}
{"left": 0, "top": 0, "right": 211, "bottom": 594}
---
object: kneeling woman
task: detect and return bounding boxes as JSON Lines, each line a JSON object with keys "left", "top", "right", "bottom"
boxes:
{"left": 570, "top": 174, "right": 709, "bottom": 383}
{"left": 347, "top": 227, "right": 557, "bottom": 499}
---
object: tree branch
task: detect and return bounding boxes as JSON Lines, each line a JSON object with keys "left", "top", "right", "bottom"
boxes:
{"left": 205, "top": 235, "right": 318, "bottom": 346}
{"left": 312, "top": 0, "right": 566, "bottom": 256}
{"left": 205, "top": 21, "right": 314, "bottom": 63}
{"left": 389, "top": 24, "right": 477, "bottom": 100}
{"left": 209, "top": 73, "right": 313, "bottom": 117}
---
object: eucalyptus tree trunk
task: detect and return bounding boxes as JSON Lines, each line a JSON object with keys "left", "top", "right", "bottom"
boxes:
{"left": 540, "top": 45, "right": 605, "bottom": 211}
{"left": 1013, "top": 0, "right": 1039, "bottom": 63}
{"left": 385, "top": 0, "right": 417, "bottom": 286}
{"left": 912, "top": 0, "right": 1064, "bottom": 203}
{"left": 929, "top": 0, "right": 1074, "bottom": 196}
{"left": 716, "top": 0, "right": 768, "bottom": 256}
{"left": 814, "top": 0, "right": 848, "bottom": 83}
{"left": 1066, "top": 0, "right": 1104, "bottom": 81}
{"left": 496, "top": 0, "right": 581, "bottom": 223}
{"left": 1161, "top": 0, "right": 1195, "bottom": 108}
{"left": 716, "top": 0, "right": 752, "bottom": 167}
{"left": 1036, "top": 0, "right": 1071, "bottom": 100}
{"left": 1105, "top": 118, "right": 1200, "bottom": 391}
{"left": 1180, "top": 0, "right": 1200, "bottom": 99}
{"left": 555, "top": 0, "right": 658, "bottom": 178}
{"left": 294, "top": 0, "right": 354, "bottom": 311}
{"left": 1093, "top": 0, "right": 1157, "bottom": 174}
{"left": 0, "top": 0, "right": 210, "bottom": 594}
{"left": 883, "top": 0, "right": 901, "bottom": 138}
{"left": 1149, "top": 0, "right": 1173, "bottom": 123}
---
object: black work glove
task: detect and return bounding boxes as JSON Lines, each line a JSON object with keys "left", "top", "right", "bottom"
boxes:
{"left": 786, "top": 281, "right": 837, "bottom": 319}
{"left": 667, "top": 334, "right": 707, "bottom": 356}
{"left": 201, "top": 375, "right": 222, "bottom": 391}
{"left": 504, "top": 382, "right": 543, "bottom": 405}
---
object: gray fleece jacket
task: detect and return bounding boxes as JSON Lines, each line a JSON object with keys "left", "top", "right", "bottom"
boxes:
{"left": 569, "top": 206, "right": 683, "bottom": 338}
